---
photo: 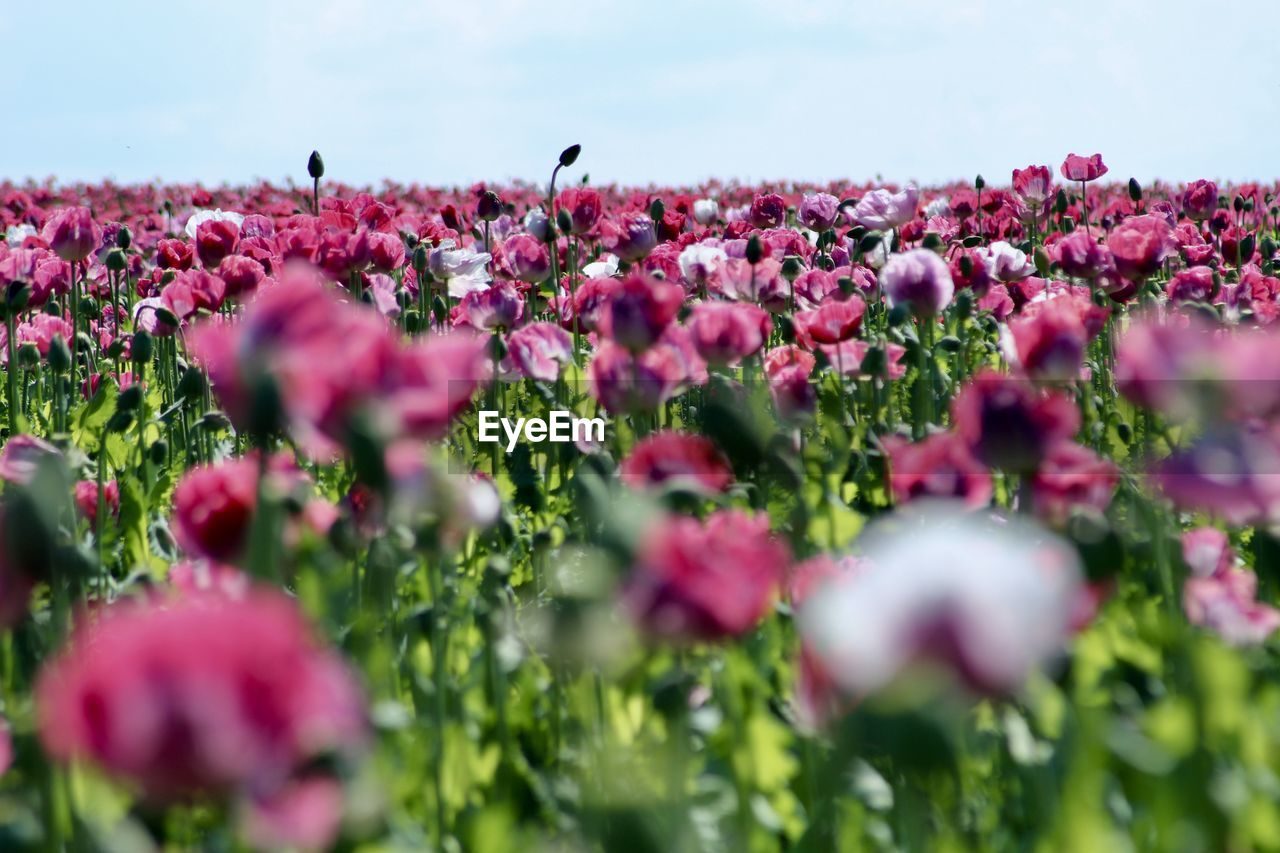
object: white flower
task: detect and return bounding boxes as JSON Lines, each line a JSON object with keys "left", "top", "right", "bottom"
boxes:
{"left": 5, "top": 224, "right": 36, "bottom": 247}
{"left": 523, "top": 208, "right": 550, "bottom": 242}
{"left": 184, "top": 208, "right": 245, "bottom": 239}
{"left": 924, "top": 197, "right": 953, "bottom": 219}
{"left": 678, "top": 243, "right": 727, "bottom": 286}
{"left": 984, "top": 240, "right": 1035, "bottom": 282}
{"left": 692, "top": 199, "right": 720, "bottom": 226}
{"left": 582, "top": 254, "right": 620, "bottom": 279}
{"left": 427, "top": 239, "right": 492, "bottom": 297}
{"left": 799, "top": 502, "right": 1081, "bottom": 696}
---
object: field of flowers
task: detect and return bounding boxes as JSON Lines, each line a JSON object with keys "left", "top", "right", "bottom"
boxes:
{"left": 0, "top": 146, "right": 1279, "bottom": 850}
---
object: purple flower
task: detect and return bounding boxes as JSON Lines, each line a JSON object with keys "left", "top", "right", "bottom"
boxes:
{"left": 853, "top": 185, "right": 919, "bottom": 231}
{"left": 879, "top": 249, "right": 954, "bottom": 316}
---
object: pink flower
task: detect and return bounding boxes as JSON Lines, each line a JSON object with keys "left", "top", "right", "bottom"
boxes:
{"left": 156, "top": 238, "right": 195, "bottom": 270}
{"left": 41, "top": 206, "right": 101, "bottom": 263}
{"left": 1181, "top": 179, "right": 1219, "bottom": 221}
{"left": 36, "top": 589, "right": 366, "bottom": 802}
{"left": 587, "top": 341, "right": 683, "bottom": 414}
{"left": 196, "top": 218, "right": 240, "bottom": 269}
{"left": 1031, "top": 442, "right": 1118, "bottom": 523}
{"left": 1107, "top": 214, "right": 1175, "bottom": 280}
{"left": 1054, "top": 230, "right": 1112, "bottom": 279}
{"left": 1184, "top": 568, "right": 1280, "bottom": 646}
{"left": 820, "top": 339, "right": 907, "bottom": 379}
{"left": 1059, "top": 153, "right": 1108, "bottom": 182}
{"left": 601, "top": 213, "right": 657, "bottom": 262}
{"left": 853, "top": 185, "right": 919, "bottom": 231}
{"left": 459, "top": 281, "right": 524, "bottom": 331}
{"left": 621, "top": 431, "right": 733, "bottom": 494}
{"left": 798, "top": 193, "right": 840, "bottom": 231}
{"left": 624, "top": 509, "right": 788, "bottom": 641}
{"left": 1012, "top": 165, "right": 1054, "bottom": 208}
{"left": 556, "top": 188, "right": 603, "bottom": 235}
{"left": 501, "top": 234, "right": 550, "bottom": 283}
{"left": 1182, "top": 528, "right": 1233, "bottom": 578}
{"left": 883, "top": 433, "right": 993, "bottom": 509}
{"left": 794, "top": 295, "right": 866, "bottom": 347}
{"left": 172, "top": 457, "right": 269, "bottom": 562}
{"left": 1166, "top": 265, "right": 1217, "bottom": 303}
{"left": 506, "top": 321, "right": 573, "bottom": 381}
{"left": 686, "top": 301, "right": 771, "bottom": 365}
{"left": 367, "top": 231, "right": 405, "bottom": 273}
{"left": 74, "top": 479, "right": 120, "bottom": 525}
{"left": 879, "top": 249, "right": 954, "bottom": 316}
{"left": 749, "top": 193, "right": 786, "bottom": 229}
{"left": 0, "top": 434, "right": 60, "bottom": 485}
{"left": 1007, "top": 296, "right": 1106, "bottom": 380}
{"left": 598, "top": 272, "right": 684, "bottom": 352}
{"left": 952, "top": 371, "right": 1080, "bottom": 473}
{"left": 764, "top": 345, "right": 817, "bottom": 419}
{"left": 217, "top": 254, "right": 266, "bottom": 298}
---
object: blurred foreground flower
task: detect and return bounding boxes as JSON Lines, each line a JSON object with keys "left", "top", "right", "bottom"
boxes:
{"left": 799, "top": 503, "right": 1081, "bottom": 698}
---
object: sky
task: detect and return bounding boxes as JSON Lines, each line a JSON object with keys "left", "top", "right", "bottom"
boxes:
{"left": 3, "top": 0, "right": 1277, "bottom": 189}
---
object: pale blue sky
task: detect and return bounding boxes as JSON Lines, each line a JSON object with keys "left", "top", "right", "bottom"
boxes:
{"left": 3, "top": 0, "right": 1277, "bottom": 188}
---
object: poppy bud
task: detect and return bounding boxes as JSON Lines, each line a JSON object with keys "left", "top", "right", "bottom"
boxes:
{"left": 411, "top": 245, "right": 429, "bottom": 274}
{"left": 558, "top": 144, "right": 581, "bottom": 168}
{"left": 936, "top": 335, "right": 962, "bottom": 354}
{"left": 556, "top": 208, "right": 573, "bottom": 234}
{"left": 105, "top": 248, "right": 127, "bottom": 272}
{"left": 48, "top": 335, "right": 72, "bottom": 373}
{"left": 649, "top": 198, "right": 665, "bottom": 222}
{"left": 432, "top": 295, "right": 448, "bottom": 325}
{"left": 78, "top": 298, "right": 98, "bottom": 321}
{"left": 974, "top": 174, "right": 985, "bottom": 191}
{"left": 859, "top": 345, "right": 886, "bottom": 376}
{"left": 178, "top": 365, "right": 206, "bottom": 400}
{"left": 307, "top": 150, "right": 324, "bottom": 179}
{"left": 1033, "top": 247, "right": 1052, "bottom": 277}
{"left": 955, "top": 289, "right": 974, "bottom": 319}
{"left": 886, "top": 304, "right": 910, "bottom": 327}
{"left": 149, "top": 439, "right": 168, "bottom": 465}
{"left": 16, "top": 343, "right": 39, "bottom": 370}
{"left": 837, "top": 276, "right": 855, "bottom": 296}
{"left": 106, "top": 410, "right": 134, "bottom": 433}
{"left": 745, "top": 236, "right": 763, "bottom": 265}
{"left": 781, "top": 256, "right": 803, "bottom": 281}
{"left": 1128, "top": 178, "right": 1142, "bottom": 203}
{"left": 961, "top": 235, "right": 982, "bottom": 249}
{"left": 477, "top": 190, "right": 502, "bottom": 222}
{"left": 1055, "top": 189, "right": 1069, "bottom": 215}
{"left": 5, "top": 282, "right": 31, "bottom": 315}
{"left": 921, "top": 232, "right": 944, "bottom": 251}
{"left": 1062, "top": 217, "right": 1075, "bottom": 233}
{"left": 116, "top": 384, "right": 143, "bottom": 412}
{"left": 131, "top": 330, "right": 153, "bottom": 365}
{"left": 858, "top": 232, "right": 883, "bottom": 255}
{"left": 115, "top": 225, "right": 132, "bottom": 250}
{"left": 1233, "top": 195, "right": 1245, "bottom": 213}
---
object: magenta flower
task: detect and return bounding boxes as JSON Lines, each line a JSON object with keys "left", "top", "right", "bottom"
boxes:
{"left": 883, "top": 433, "right": 993, "bottom": 509}
{"left": 501, "top": 234, "right": 551, "bottom": 283}
{"left": 1054, "top": 230, "right": 1112, "bottom": 279}
{"left": 36, "top": 589, "right": 366, "bottom": 806}
{"left": 460, "top": 281, "right": 524, "bottom": 331}
{"left": 1107, "top": 214, "right": 1175, "bottom": 280}
{"left": 1012, "top": 165, "right": 1054, "bottom": 208}
{"left": 195, "top": 217, "right": 240, "bottom": 269}
{"left": 556, "top": 187, "right": 603, "bottom": 235}
{"left": 952, "top": 370, "right": 1080, "bottom": 473}
{"left": 1030, "top": 442, "right": 1118, "bottom": 523}
{"left": 686, "top": 301, "right": 771, "bottom": 365}
{"left": 620, "top": 431, "right": 734, "bottom": 495}
{"left": 601, "top": 212, "right": 657, "bottom": 262}
{"left": 749, "top": 193, "right": 786, "bottom": 229}
{"left": 599, "top": 272, "right": 684, "bottom": 352}
{"left": 1059, "top": 153, "right": 1108, "bottom": 182}
{"left": 41, "top": 206, "right": 101, "bottom": 263}
{"left": 506, "top": 321, "right": 573, "bottom": 381}
{"left": 1180, "top": 179, "right": 1219, "bottom": 221}
{"left": 624, "top": 509, "right": 788, "bottom": 642}
{"left": 794, "top": 295, "right": 867, "bottom": 346}
{"left": 587, "top": 341, "right": 684, "bottom": 414}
